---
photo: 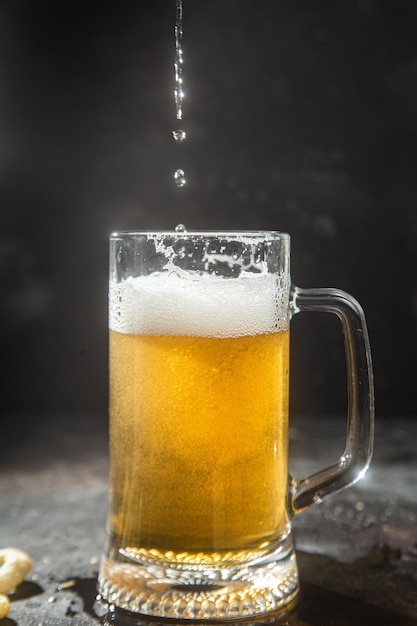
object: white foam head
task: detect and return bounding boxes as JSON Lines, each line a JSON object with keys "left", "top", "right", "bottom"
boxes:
{"left": 110, "top": 271, "right": 290, "bottom": 338}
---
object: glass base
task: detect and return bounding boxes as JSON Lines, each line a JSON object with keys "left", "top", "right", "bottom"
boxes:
{"left": 97, "top": 539, "right": 299, "bottom": 620}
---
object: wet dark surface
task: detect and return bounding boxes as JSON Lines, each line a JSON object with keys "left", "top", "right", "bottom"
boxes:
{"left": 1, "top": 413, "right": 416, "bottom": 625}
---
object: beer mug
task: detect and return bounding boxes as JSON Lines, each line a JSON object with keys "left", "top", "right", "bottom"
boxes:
{"left": 98, "top": 230, "right": 374, "bottom": 620}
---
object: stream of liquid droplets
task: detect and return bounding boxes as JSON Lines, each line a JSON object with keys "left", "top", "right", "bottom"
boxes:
{"left": 173, "top": 0, "right": 187, "bottom": 187}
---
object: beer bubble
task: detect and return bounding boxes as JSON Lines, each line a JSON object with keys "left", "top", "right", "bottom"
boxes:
{"left": 175, "top": 224, "right": 187, "bottom": 232}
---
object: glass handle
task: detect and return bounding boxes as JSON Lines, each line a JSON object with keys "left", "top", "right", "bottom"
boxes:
{"left": 290, "top": 287, "right": 375, "bottom": 514}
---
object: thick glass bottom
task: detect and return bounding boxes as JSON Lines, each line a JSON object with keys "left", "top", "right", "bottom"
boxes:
{"left": 97, "top": 538, "right": 299, "bottom": 620}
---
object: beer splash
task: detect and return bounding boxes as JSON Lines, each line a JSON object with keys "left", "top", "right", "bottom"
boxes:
{"left": 173, "top": 0, "right": 187, "bottom": 187}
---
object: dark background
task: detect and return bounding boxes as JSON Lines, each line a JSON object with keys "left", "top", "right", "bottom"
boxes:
{"left": 1, "top": 0, "right": 416, "bottom": 424}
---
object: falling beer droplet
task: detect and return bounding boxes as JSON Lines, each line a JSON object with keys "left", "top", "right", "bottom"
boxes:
{"left": 174, "top": 169, "right": 186, "bottom": 187}
{"left": 175, "top": 223, "right": 187, "bottom": 232}
{"left": 172, "top": 129, "right": 187, "bottom": 142}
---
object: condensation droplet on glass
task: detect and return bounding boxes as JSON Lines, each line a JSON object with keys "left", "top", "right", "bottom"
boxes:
{"left": 172, "top": 129, "right": 187, "bottom": 142}
{"left": 175, "top": 224, "right": 187, "bottom": 232}
{"left": 174, "top": 169, "right": 186, "bottom": 187}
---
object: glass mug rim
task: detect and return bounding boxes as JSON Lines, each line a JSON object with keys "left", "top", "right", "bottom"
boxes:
{"left": 110, "top": 229, "right": 291, "bottom": 240}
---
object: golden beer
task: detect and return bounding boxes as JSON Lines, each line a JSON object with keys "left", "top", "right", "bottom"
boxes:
{"left": 108, "top": 328, "right": 289, "bottom": 559}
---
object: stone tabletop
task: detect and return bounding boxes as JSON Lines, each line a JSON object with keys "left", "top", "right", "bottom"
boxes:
{"left": 1, "top": 413, "right": 416, "bottom": 625}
